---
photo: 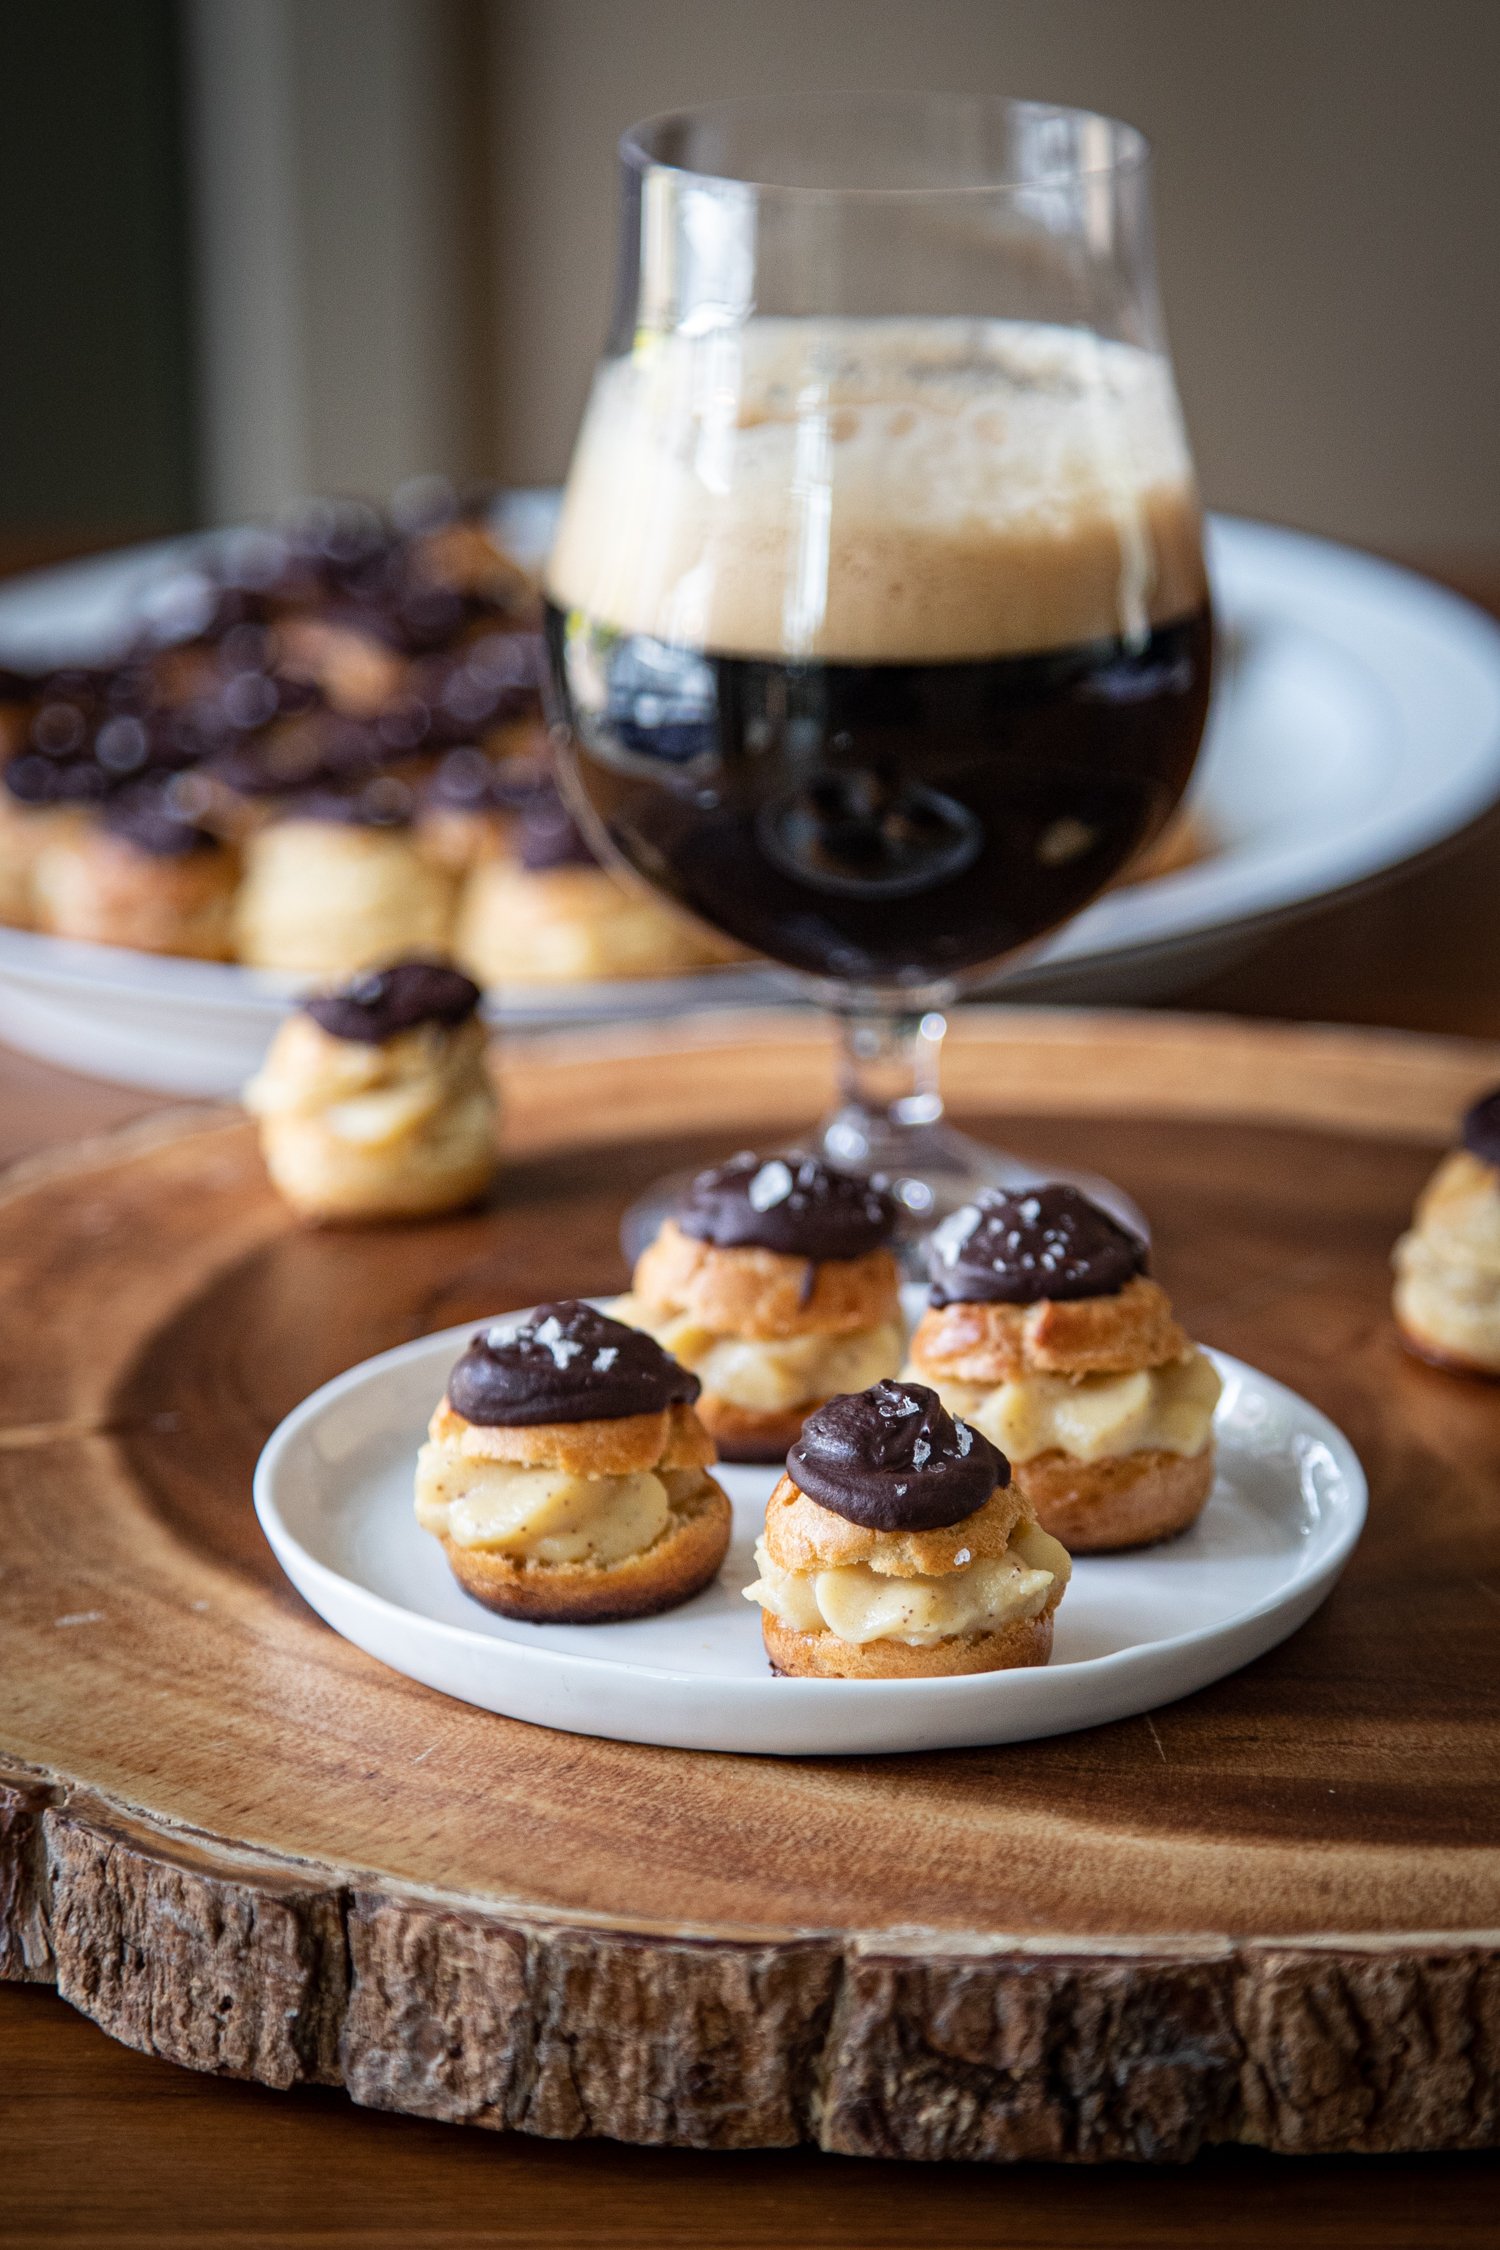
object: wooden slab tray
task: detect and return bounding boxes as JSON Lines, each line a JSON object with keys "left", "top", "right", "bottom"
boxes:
{"left": 2, "top": 1008, "right": 1498, "bottom": 2165}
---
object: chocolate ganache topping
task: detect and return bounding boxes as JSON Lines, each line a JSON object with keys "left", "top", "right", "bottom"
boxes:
{"left": 787, "top": 1380, "right": 1006, "bottom": 1532}
{"left": 280, "top": 775, "right": 416, "bottom": 829}
{"left": 676, "top": 1151, "right": 896, "bottom": 1262}
{"left": 447, "top": 1300, "right": 700, "bottom": 1427}
{"left": 928, "top": 1183, "right": 1147, "bottom": 1306}
{"left": 305, "top": 959, "right": 481, "bottom": 1044}
{"left": 1461, "top": 1087, "right": 1500, "bottom": 1169}
{"left": 102, "top": 791, "right": 221, "bottom": 858}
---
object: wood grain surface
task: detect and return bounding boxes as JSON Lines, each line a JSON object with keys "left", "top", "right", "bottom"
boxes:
{"left": 10, "top": 537, "right": 1500, "bottom": 2240}
{"left": 1, "top": 1008, "right": 1498, "bottom": 2175}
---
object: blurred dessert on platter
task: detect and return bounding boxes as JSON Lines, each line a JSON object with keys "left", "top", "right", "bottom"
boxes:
{"left": 454, "top": 775, "right": 740, "bottom": 984}
{"left": 0, "top": 486, "right": 732, "bottom": 984}
{"left": 234, "top": 780, "right": 456, "bottom": 974}
{"left": 32, "top": 789, "right": 238, "bottom": 958}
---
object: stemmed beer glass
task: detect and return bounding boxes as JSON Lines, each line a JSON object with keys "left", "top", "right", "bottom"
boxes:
{"left": 544, "top": 92, "right": 1212, "bottom": 1237}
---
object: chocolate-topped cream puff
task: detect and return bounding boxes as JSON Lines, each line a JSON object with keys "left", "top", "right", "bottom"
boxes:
{"left": 617, "top": 1153, "right": 905, "bottom": 1463}
{"left": 0, "top": 757, "right": 95, "bottom": 927}
{"left": 244, "top": 959, "right": 498, "bottom": 1220}
{"left": 33, "top": 793, "right": 238, "bottom": 958}
{"left": 906, "top": 1186, "right": 1221, "bottom": 1553}
{"left": 233, "top": 782, "right": 455, "bottom": 973}
{"left": 743, "top": 1380, "right": 1070, "bottom": 1678}
{"left": 415, "top": 1300, "right": 731, "bottom": 1621}
{"left": 1393, "top": 1089, "right": 1500, "bottom": 1376}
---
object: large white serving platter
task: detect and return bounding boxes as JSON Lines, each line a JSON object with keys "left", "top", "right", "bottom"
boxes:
{"left": 254, "top": 1293, "right": 1366, "bottom": 1758}
{"left": 3, "top": 504, "right": 1498, "bottom": 1092}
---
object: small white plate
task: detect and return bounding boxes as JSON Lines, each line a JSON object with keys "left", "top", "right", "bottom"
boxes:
{"left": 253, "top": 1297, "right": 1366, "bottom": 1757}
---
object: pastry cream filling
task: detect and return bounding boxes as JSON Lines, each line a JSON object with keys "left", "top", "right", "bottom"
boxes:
{"left": 743, "top": 1524, "right": 1070, "bottom": 1646}
{"left": 614, "top": 1300, "right": 904, "bottom": 1412}
{"left": 414, "top": 1446, "right": 707, "bottom": 1565}
{"left": 246, "top": 1019, "right": 477, "bottom": 1153}
{"left": 927, "top": 1349, "right": 1220, "bottom": 1465}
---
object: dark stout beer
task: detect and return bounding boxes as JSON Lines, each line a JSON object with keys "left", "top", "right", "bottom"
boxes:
{"left": 545, "top": 602, "right": 1211, "bottom": 985}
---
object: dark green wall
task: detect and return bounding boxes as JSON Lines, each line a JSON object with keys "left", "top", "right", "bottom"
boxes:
{"left": 0, "top": 0, "right": 196, "bottom": 536}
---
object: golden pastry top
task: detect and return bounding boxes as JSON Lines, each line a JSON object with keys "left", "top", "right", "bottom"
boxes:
{"left": 909, "top": 1273, "right": 1188, "bottom": 1385}
{"left": 631, "top": 1217, "right": 900, "bottom": 1341}
{"left": 425, "top": 1396, "right": 716, "bottom": 1478}
{"left": 762, "top": 1469, "right": 1032, "bottom": 1580}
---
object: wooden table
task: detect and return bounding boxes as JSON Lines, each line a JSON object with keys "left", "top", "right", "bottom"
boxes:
{"left": 4, "top": 559, "right": 1500, "bottom": 2244}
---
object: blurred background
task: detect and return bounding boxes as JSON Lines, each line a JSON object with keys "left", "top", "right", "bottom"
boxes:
{"left": 2, "top": 0, "right": 1498, "bottom": 569}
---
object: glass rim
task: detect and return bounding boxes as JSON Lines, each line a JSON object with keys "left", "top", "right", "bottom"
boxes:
{"left": 619, "top": 89, "right": 1150, "bottom": 197}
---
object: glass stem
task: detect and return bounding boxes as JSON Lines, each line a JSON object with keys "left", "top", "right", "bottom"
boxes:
{"left": 834, "top": 1007, "right": 946, "bottom": 1145}
{"left": 816, "top": 1000, "right": 1151, "bottom": 1256}
{"left": 819, "top": 1006, "right": 974, "bottom": 1211}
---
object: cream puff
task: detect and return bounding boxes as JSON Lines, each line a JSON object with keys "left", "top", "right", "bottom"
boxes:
{"left": 618, "top": 1153, "right": 905, "bottom": 1464}
{"left": 0, "top": 761, "right": 92, "bottom": 927}
{"left": 32, "top": 793, "right": 238, "bottom": 958}
{"left": 742, "top": 1379, "right": 1070, "bottom": 1678}
{"left": 233, "top": 782, "right": 456, "bottom": 973}
{"left": 1393, "top": 1089, "right": 1500, "bottom": 1376}
{"left": 244, "top": 958, "right": 498, "bottom": 1220}
{"left": 907, "top": 1186, "right": 1221, "bottom": 1553}
{"left": 453, "top": 784, "right": 739, "bottom": 984}
{"left": 415, "top": 1300, "right": 731, "bottom": 1621}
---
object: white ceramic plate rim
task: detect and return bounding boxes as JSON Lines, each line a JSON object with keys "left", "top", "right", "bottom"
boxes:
{"left": 253, "top": 1319, "right": 1366, "bottom": 1751}
{"left": 0, "top": 918, "right": 770, "bottom": 1020}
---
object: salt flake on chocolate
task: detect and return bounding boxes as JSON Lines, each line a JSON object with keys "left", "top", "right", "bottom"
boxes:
{"left": 748, "top": 1158, "right": 794, "bottom": 1211}
{"left": 534, "top": 1315, "right": 582, "bottom": 1368}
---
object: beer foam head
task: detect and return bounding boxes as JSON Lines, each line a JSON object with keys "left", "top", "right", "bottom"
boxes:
{"left": 547, "top": 319, "right": 1206, "bottom": 663}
